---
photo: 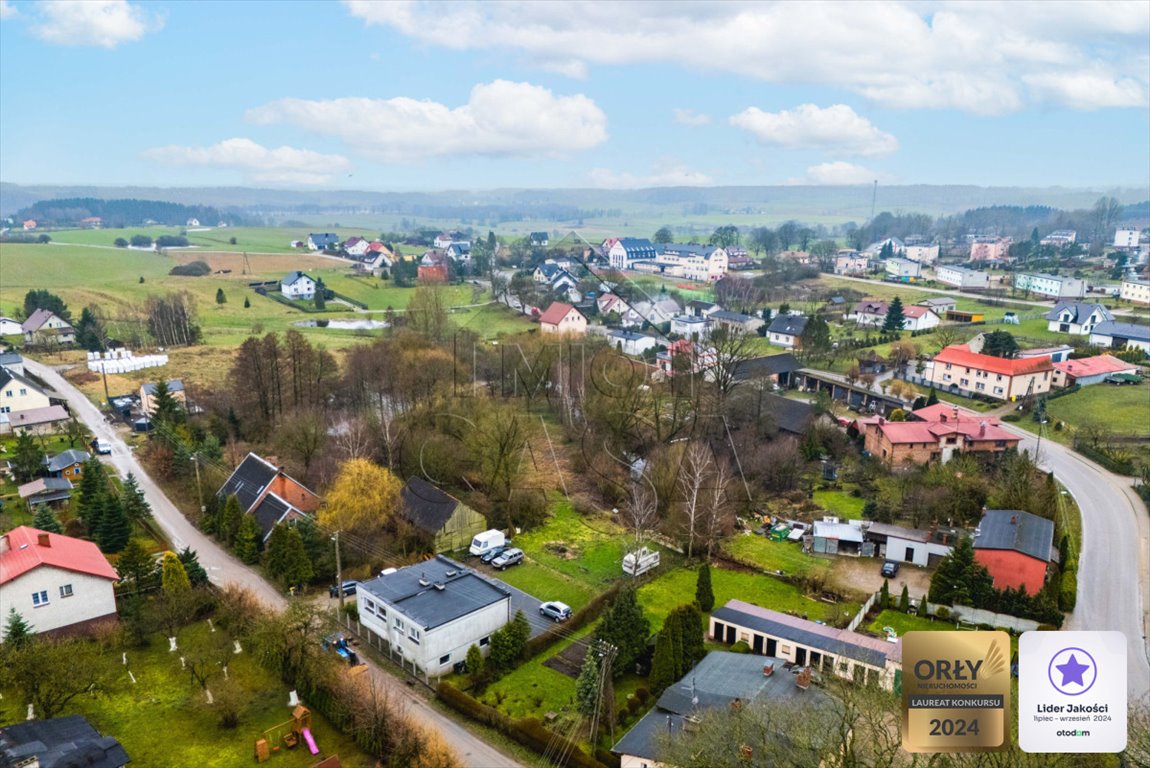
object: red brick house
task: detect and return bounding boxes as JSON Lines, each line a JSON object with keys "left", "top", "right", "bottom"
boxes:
{"left": 972, "top": 509, "right": 1055, "bottom": 595}
{"left": 856, "top": 405, "right": 1020, "bottom": 466}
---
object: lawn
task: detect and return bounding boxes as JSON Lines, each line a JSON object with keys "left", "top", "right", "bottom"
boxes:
{"left": 813, "top": 489, "right": 866, "bottom": 519}
{"left": 722, "top": 534, "right": 832, "bottom": 578}
{"left": 494, "top": 563, "right": 596, "bottom": 612}
{"left": 867, "top": 609, "right": 1021, "bottom": 659}
{"left": 508, "top": 500, "right": 636, "bottom": 588}
{"left": 43, "top": 226, "right": 382, "bottom": 255}
{"left": 479, "top": 624, "right": 596, "bottom": 721}
{"left": 0, "top": 622, "right": 373, "bottom": 768}
{"left": 1034, "top": 380, "right": 1150, "bottom": 439}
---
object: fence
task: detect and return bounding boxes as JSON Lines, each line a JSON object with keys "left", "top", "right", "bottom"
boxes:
{"left": 942, "top": 604, "right": 1039, "bottom": 633}
{"left": 847, "top": 591, "right": 879, "bottom": 632}
{"left": 336, "top": 610, "right": 433, "bottom": 687}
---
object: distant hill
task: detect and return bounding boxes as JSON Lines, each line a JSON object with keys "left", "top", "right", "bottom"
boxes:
{"left": 9, "top": 196, "right": 242, "bottom": 228}
{"left": 2, "top": 182, "right": 1147, "bottom": 223}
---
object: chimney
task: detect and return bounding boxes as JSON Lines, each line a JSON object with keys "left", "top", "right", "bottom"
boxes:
{"left": 953, "top": 407, "right": 960, "bottom": 422}
{"left": 38, "top": 532, "right": 51, "bottom": 547}
{"left": 979, "top": 421, "right": 987, "bottom": 437}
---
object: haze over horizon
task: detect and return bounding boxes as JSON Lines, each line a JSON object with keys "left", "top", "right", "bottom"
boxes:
{"left": 1, "top": 1, "right": 1148, "bottom": 191}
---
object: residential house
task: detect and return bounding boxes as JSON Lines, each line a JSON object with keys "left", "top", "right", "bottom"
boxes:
{"left": 901, "top": 306, "right": 940, "bottom": 331}
{"left": 605, "top": 237, "right": 659, "bottom": 270}
{"left": 926, "top": 344, "right": 1053, "bottom": 401}
{"left": 1120, "top": 278, "right": 1150, "bottom": 305}
{"left": 343, "top": 236, "right": 369, "bottom": 257}
{"left": 363, "top": 243, "right": 395, "bottom": 274}
{"left": 400, "top": 477, "right": 488, "bottom": 553}
{"left": 685, "top": 300, "right": 720, "bottom": 318}
{"left": 0, "top": 715, "right": 130, "bottom": 768}
{"left": 968, "top": 236, "right": 1010, "bottom": 263}
{"left": 0, "top": 404, "right": 70, "bottom": 435}
{"left": 1045, "top": 302, "right": 1113, "bottom": 335}
{"left": 1088, "top": 321, "right": 1150, "bottom": 354}
{"left": 0, "top": 527, "right": 120, "bottom": 640}
{"left": 306, "top": 233, "right": 340, "bottom": 251}
{"left": 597, "top": 294, "right": 644, "bottom": 327}
{"left": 418, "top": 251, "right": 450, "bottom": 283}
{"left": 1040, "top": 230, "right": 1077, "bottom": 246}
{"left": 1052, "top": 355, "right": 1140, "bottom": 388}
{"left": 670, "top": 314, "right": 710, "bottom": 340}
{"left": 864, "top": 522, "right": 955, "bottom": 567}
{"left": 730, "top": 352, "right": 801, "bottom": 388}
{"left": 708, "top": 310, "right": 765, "bottom": 336}
{"left": 22, "top": 308, "right": 75, "bottom": 346}
{"left": 834, "top": 250, "right": 869, "bottom": 275}
{"left": 856, "top": 408, "right": 1020, "bottom": 466}
{"left": 612, "top": 651, "right": 833, "bottom": 768}
{"left": 538, "top": 302, "right": 587, "bottom": 336}
{"left": 884, "top": 258, "right": 921, "bottom": 280}
{"left": 1114, "top": 229, "right": 1141, "bottom": 250}
{"left": 446, "top": 242, "right": 471, "bottom": 264}
{"left": 936, "top": 265, "right": 990, "bottom": 290}
{"left": 0, "top": 350, "right": 24, "bottom": 375}
{"left": 22, "top": 219, "right": 36, "bottom": 230}
{"left": 281, "top": 271, "right": 317, "bottom": 300}
{"left": 216, "top": 453, "right": 320, "bottom": 541}
{"left": 186, "top": 218, "right": 201, "bottom": 227}
{"left": 973, "top": 509, "right": 1055, "bottom": 595}
{"left": 533, "top": 263, "right": 579, "bottom": 301}
{"left": 44, "top": 449, "right": 90, "bottom": 480}
{"left": 18, "top": 478, "right": 74, "bottom": 507}
{"left": 851, "top": 301, "right": 888, "bottom": 327}
{"left": 356, "top": 555, "right": 512, "bottom": 678}
{"left": 0, "top": 317, "right": 22, "bottom": 336}
{"left": 1014, "top": 272, "right": 1086, "bottom": 300}
{"left": 766, "top": 315, "right": 808, "bottom": 349}
{"left": 139, "top": 379, "right": 186, "bottom": 415}
{"left": 0, "top": 366, "right": 52, "bottom": 417}
{"left": 865, "top": 237, "right": 905, "bottom": 256}
{"left": 656, "top": 339, "right": 715, "bottom": 377}
{"left": 710, "top": 599, "right": 902, "bottom": 691}
{"left": 433, "top": 232, "right": 467, "bottom": 249}
{"left": 656, "top": 244, "right": 729, "bottom": 282}
{"left": 606, "top": 330, "right": 659, "bottom": 356}
{"left": 726, "top": 250, "right": 756, "bottom": 270}
{"left": 529, "top": 231, "right": 549, "bottom": 247}
{"left": 903, "top": 243, "right": 940, "bottom": 264}
{"left": 630, "top": 297, "right": 680, "bottom": 326}
{"left": 918, "top": 297, "right": 957, "bottom": 315}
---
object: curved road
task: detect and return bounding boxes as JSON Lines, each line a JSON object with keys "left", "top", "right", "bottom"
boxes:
{"left": 25, "top": 358, "right": 522, "bottom": 768}
{"left": 1005, "top": 424, "right": 1150, "bottom": 702}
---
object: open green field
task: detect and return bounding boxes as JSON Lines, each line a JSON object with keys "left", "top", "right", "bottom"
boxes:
{"left": 42, "top": 226, "right": 382, "bottom": 255}
{"left": 0, "top": 622, "right": 372, "bottom": 768}
{"left": 813, "top": 489, "right": 866, "bottom": 519}
{"left": 1012, "top": 380, "right": 1150, "bottom": 444}
{"left": 722, "top": 534, "right": 832, "bottom": 577}
{"left": 866, "top": 609, "right": 1021, "bottom": 659}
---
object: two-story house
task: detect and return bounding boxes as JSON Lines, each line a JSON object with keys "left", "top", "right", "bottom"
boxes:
{"left": 605, "top": 238, "right": 658, "bottom": 270}
{"left": 357, "top": 555, "right": 512, "bottom": 678}
{"left": 216, "top": 453, "right": 320, "bottom": 541}
{"left": 1120, "top": 278, "right": 1150, "bottom": 305}
{"left": 0, "top": 366, "right": 52, "bottom": 417}
{"left": 22, "top": 309, "right": 75, "bottom": 346}
{"left": 1044, "top": 302, "right": 1113, "bottom": 335}
{"left": 927, "top": 344, "right": 1053, "bottom": 401}
{"left": 0, "top": 527, "right": 120, "bottom": 640}
{"left": 281, "top": 271, "right": 317, "bottom": 300}
{"left": 538, "top": 302, "right": 587, "bottom": 336}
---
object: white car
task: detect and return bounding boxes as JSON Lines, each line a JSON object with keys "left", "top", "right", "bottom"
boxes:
{"left": 539, "top": 601, "right": 572, "bottom": 622}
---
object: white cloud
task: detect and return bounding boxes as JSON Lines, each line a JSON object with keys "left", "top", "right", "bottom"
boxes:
{"left": 245, "top": 80, "right": 607, "bottom": 162}
{"left": 586, "top": 165, "right": 714, "bottom": 189}
{"left": 0, "top": 1, "right": 18, "bottom": 20}
{"left": 730, "top": 104, "right": 898, "bottom": 156}
{"left": 342, "top": 1, "right": 1150, "bottom": 113}
{"left": 143, "top": 138, "right": 351, "bottom": 186}
{"left": 794, "top": 161, "right": 890, "bottom": 186}
{"left": 1023, "top": 71, "right": 1150, "bottom": 111}
{"left": 33, "top": 0, "right": 161, "bottom": 48}
{"left": 672, "top": 108, "right": 711, "bottom": 126}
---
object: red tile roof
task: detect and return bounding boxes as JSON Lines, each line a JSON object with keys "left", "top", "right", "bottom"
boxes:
{"left": 0, "top": 526, "right": 120, "bottom": 585}
{"left": 933, "top": 345, "right": 1053, "bottom": 377}
{"left": 911, "top": 403, "right": 987, "bottom": 423}
{"left": 874, "top": 418, "right": 1018, "bottom": 445}
{"left": 539, "top": 302, "right": 579, "bottom": 326}
{"left": 902, "top": 306, "right": 936, "bottom": 319}
{"left": 1053, "top": 355, "right": 1137, "bottom": 379}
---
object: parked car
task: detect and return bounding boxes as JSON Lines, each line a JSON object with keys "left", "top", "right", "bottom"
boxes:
{"left": 329, "top": 580, "right": 358, "bottom": 598}
{"left": 539, "top": 601, "right": 572, "bottom": 622}
{"left": 91, "top": 438, "right": 112, "bottom": 455}
{"left": 479, "top": 545, "right": 508, "bottom": 565}
{"left": 491, "top": 548, "right": 524, "bottom": 570}
{"left": 881, "top": 561, "right": 899, "bottom": 578}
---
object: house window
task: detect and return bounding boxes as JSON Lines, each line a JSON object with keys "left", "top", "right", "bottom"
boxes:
{"left": 59, "top": 584, "right": 73, "bottom": 598}
{"left": 439, "top": 654, "right": 451, "bottom": 665}
{"left": 0, "top": 406, "right": 8, "bottom": 414}
{"left": 4, "top": 390, "right": 11, "bottom": 397}
{"left": 408, "top": 628, "right": 421, "bottom": 644}
{"left": 479, "top": 636, "right": 490, "bottom": 647}
{"left": 18, "top": 388, "right": 27, "bottom": 396}
{"left": 32, "top": 590, "right": 49, "bottom": 606}
{"left": 394, "top": 617, "right": 405, "bottom": 632}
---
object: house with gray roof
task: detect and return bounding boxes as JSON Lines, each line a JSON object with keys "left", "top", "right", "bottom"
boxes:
{"left": 766, "top": 314, "right": 808, "bottom": 349}
{"left": 709, "top": 309, "right": 765, "bottom": 335}
{"left": 0, "top": 715, "right": 129, "bottom": 768}
{"left": 357, "top": 555, "right": 512, "bottom": 678}
{"left": 44, "top": 449, "right": 91, "bottom": 480}
{"left": 281, "top": 271, "right": 317, "bottom": 300}
{"left": 973, "top": 509, "right": 1055, "bottom": 596}
{"left": 1088, "top": 320, "right": 1150, "bottom": 354}
{"left": 1045, "top": 302, "right": 1113, "bottom": 335}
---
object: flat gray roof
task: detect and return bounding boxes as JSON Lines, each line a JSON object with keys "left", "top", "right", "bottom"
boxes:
{"left": 359, "top": 555, "right": 510, "bottom": 630}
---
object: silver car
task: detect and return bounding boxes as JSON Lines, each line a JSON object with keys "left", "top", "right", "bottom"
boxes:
{"left": 491, "top": 547, "right": 524, "bottom": 570}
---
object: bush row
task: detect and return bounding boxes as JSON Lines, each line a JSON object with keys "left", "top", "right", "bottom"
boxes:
{"left": 523, "top": 582, "right": 621, "bottom": 660}
{"left": 1073, "top": 441, "right": 1136, "bottom": 476}
{"left": 1059, "top": 570, "right": 1077, "bottom": 612}
{"left": 438, "top": 682, "right": 608, "bottom": 768}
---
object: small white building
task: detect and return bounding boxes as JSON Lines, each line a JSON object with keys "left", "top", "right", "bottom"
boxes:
{"left": 903, "top": 244, "right": 940, "bottom": 264}
{"left": 901, "top": 306, "right": 940, "bottom": 331}
{"left": 1045, "top": 302, "right": 1114, "bottom": 335}
{"left": 0, "top": 527, "right": 120, "bottom": 640}
{"left": 1120, "top": 278, "right": 1150, "bottom": 305}
{"left": 834, "top": 251, "right": 869, "bottom": 275}
{"left": 343, "top": 236, "right": 369, "bottom": 257}
{"left": 884, "top": 258, "right": 921, "bottom": 279}
{"left": 865, "top": 522, "right": 955, "bottom": 567}
{"left": 766, "top": 315, "right": 807, "bottom": 349}
{"left": 21, "top": 308, "right": 75, "bottom": 346}
{"left": 356, "top": 555, "right": 512, "bottom": 678}
{"left": 0, "top": 317, "right": 23, "bottom": 336}
{"left": 936, "top": 265, "right": 990, "bottom": 290}
{"left": 606, "top": 330, "right": 658, "bottom": 356}
{"left": 1114, "top": 229, "right": 1141, "bottom": 250}
{"left": 1014, "top": 272, "right": 1086, "bottom": 300}
{"left": 281, "top": 271, "right": 317, "bottom": 300}
{"left": 670, "top": 314, "right": 711, "bottom": 340}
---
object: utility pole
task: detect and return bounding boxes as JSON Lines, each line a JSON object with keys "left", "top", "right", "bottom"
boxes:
{"left": 190, "top": 454, "right": 205, "bottom": 518}
{"left": 333, "top": 530, "right": 344, "bottom": 609}
{"left": 589, "top": 640, "right": 618, "bottom": 744}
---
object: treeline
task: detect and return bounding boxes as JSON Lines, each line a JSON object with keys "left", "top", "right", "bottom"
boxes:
{"left": 14, "top": 197, "right": 239, "bottom": 227}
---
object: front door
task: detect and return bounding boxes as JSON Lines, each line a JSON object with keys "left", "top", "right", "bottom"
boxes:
{"left": 796, "top": 648, "right": 807, "bottom": 666}
{"left": 726, "top": 624, "right": 737, "bottom": 644}
{"left": 752, "top": 635, "right": 764, "bottom": 655}
{"left": 905, "top": 546, "right": 915, "bottom": 563}
{"left": 713, "top": 621, "right": 725, "bottom": 642}
{"left": 766, "top": 638, "right": 777, "bottom": 656}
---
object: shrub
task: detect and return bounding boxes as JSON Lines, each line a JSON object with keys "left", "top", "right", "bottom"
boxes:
{"left": 1001, "top": 413, "right": 1022, "bottom": 422}
{"left": 634, "top": 687, "right": 650, "bottom": 704}
{"left": 934, "top": 606, "right": 951, "bottom": 620}
{"left": 730, "top": 640, "right": 751, "bottom": 654}
{"left": 1059, "top": 571, "right": 1077, "bottom": 611}
{"left": 168, "top": 260, "right": 212, "bottom": 277}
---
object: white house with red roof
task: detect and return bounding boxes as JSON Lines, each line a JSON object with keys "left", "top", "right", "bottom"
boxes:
{"left": 538, "top": 302, "right": 587, "bottom": 336}
{"left": 0, "top": 527, "right": 119, "bottom": 640}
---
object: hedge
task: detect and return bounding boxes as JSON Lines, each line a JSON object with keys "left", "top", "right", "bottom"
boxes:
{"left": 1073, "top": 441, "right": 1136, "bottom": 476}
{"left": 523, "top": 582, "right": 620, "bottom": 660}
{"left": 1059, "top": 569, "right": 1077, "bottom": 612}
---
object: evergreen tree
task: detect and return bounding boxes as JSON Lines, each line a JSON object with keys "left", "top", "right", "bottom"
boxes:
{"left": 799, "top": 313, "right": 832, "bottom": 359}
{"left": 76, "top": 458, "right": 108, "bottom": 533}
{"left": 243, "top": 296, "right": 251, "bottom": 309}
{"left": 218, "top": 494, "right": 243, "bottom": 546}
{"left": 926, "top": 387, "right": 939, "bottom": 406}
{"left": 215, "top": 288, "right": 227, "bottom": 304}
{"left": 178, "top": 547, "right": 209, "bottom": 588}
{"left": 648, "top": 629, "right": 677, "bottom": 696}
{"left": 575, "top": 646, "right": 603, "bottom": 718}
{"left": 149, "top": 380, "right": 184, "bottom": 427}
{"left": 487, "top": 625, "right": 517, "bottom": 672}
{"left": 264, "top": 524, "right": 292, "bottom": 581}
{"left": 882, "top": 296, "right": 906, "bottom": 332}
{"left": 595, "top": 586, "right": 650, "bottom": 677}
{"left": 277, "top": 526, "right": 314, "bottom": 589}
{"left": 314, "top": 279, "right": 326, "bottom": 310}
{"left": 982, "top": 330, "right": 1019, "bottom": 359}
{"left": 234, "top": 514, "right": 261, "bottom": 564}
{"left": 665, "top": 611, "right": 685, "bottom": 679}
{"left": 4, "top": 607, "right": 34, "bottom": 648}
{"left": 74, "top": 306, "right": 106, "bottom": 352}
{"left": 465, "top": 644, "right": 484, "bottom": 677}
{"left": 899, "top": 584, "right": 910, "bottom": 613}
{"left": 921, "top": 593, "right": 929, "bottom": 617}
{"left": 675, "top": 604, "right": 706, "bottom": 672}
{"left": 161, "top": 551, "right": 192, "bottom": 594}
{"left": 695, "top": 564, "right": 714, "bottom": 612}
{"left": 879, "top": 578, "right": 891, "bottom": 609}
{"left": 32, "top": 505, "right": 62, "bottom": 534}
{"left": 507, "top": 610, "right": 531, "bottom": 663}
{"left": 97, "top": 492, "right": 131, "bottom": 553}
{"left": 117, "top": 538, "right": 159, "bottom": 596}
{"left": 12, "top": 431, "right": 44, "bottom": 483}
{"left": 120, "top": 473, "right": 152, "bottom": 523}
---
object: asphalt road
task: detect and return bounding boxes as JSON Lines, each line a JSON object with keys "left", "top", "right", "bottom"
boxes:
{"left": 24, "top": 359, "right": 523, "bottom": 768}
{"left": 1005, "top": 424, "right": 1150, "bottom": 702}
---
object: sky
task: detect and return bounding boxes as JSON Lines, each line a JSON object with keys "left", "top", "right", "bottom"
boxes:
{"left": 0, "top": 0, "right": 1148, "bottom": 191}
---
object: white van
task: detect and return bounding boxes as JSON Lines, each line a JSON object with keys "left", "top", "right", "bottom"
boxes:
{"left": 469, "top": 529, "right": 506, "bottom": 557}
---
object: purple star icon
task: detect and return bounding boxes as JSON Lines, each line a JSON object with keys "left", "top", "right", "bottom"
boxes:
{"left": 1056, "top": 654, "right": 1090, "bottom": 687}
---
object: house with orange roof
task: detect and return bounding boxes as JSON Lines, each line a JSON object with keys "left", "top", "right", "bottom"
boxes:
{"left": 926, "top": 344, "right": 1053, "bottom": 401}
{"left": 856, "top": 407, "right": 1020, "bottom": 466}
{"left": 0, "top": 527, "right": 120, "bottom": 640}
{"left": 538, "top": 302, "right": 587, "bottom": 336}
{"left": 1052, "top": 355, "right": 1140, "bottom": 388}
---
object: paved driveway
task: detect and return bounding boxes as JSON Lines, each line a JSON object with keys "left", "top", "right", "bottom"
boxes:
{"left": 485, "top": 573, "right": 556, "bottom": 638}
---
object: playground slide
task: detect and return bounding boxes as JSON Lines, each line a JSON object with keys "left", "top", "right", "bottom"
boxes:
{"left": 301, "top": 727, "right": 319, "bottom": 755}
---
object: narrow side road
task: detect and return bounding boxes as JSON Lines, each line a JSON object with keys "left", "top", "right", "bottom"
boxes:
{"left": 24, "top": 358, "right": 523, "bottom": 768}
